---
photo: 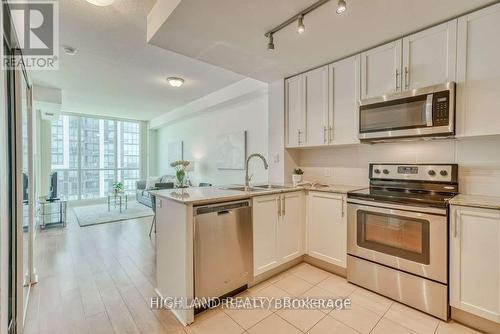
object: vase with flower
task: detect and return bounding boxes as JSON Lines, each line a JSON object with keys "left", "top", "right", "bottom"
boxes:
{"left": 170, "top": 160, "right": 191, "bottom": 188}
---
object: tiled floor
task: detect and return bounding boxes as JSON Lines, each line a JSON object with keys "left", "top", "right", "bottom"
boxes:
{"left": 25, "top": 210, "right": 481, "bottom": 334}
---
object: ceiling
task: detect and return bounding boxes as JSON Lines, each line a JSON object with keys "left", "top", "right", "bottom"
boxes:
{"left": 29, "top": 0, "right": 245, "bottom": 121}
{"left": 148, "top": 0, "right": 497, "bottom": 82}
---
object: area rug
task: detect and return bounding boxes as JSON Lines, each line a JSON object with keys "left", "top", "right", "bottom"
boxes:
{"left": 73, "top": 201, "right": 154, "bottom": 227}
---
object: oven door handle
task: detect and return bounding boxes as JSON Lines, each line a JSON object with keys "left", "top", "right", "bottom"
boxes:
{"left": 425, "top": 94, "right": 434, "bottom": 127}
{"left": 347, "top": 198, "right": 447, "bottom": 216}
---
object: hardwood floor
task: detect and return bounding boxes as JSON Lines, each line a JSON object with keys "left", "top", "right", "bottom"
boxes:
{"left": 24, "top": 209, "right": 186, "bottom": 334}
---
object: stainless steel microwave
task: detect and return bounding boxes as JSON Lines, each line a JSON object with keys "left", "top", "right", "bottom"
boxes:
{"left": 358, "top": 82, "right": 455, "bottom": 142}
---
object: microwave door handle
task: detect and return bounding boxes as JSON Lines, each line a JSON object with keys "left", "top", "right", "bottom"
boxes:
{"left": 425, "top": 94, "right": 434, "bottom": 127}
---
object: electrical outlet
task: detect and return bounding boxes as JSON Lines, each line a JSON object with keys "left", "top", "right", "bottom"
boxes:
{"left": 324, "top": 168, "right": 333, "bottom": 177}
{"left": 274, "top": 154, "right": 280, "bottom": 163}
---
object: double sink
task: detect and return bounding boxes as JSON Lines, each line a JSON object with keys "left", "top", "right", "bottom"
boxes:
{"left": 222, "top": 184, "right": 292, "bottom": 192}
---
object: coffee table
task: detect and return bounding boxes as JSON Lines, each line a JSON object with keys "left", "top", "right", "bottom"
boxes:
{"left": 108, "top": 192, "right": 128, "bottom": 213}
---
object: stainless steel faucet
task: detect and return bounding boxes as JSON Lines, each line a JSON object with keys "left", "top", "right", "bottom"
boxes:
{"left": 245, "top": 153, "right": 269, "bottom": 189}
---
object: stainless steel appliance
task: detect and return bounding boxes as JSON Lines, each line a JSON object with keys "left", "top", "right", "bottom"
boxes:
{"left": 194, "top": 200, "right": 253, "bottom": 301}
{"left": 359, "top": 82, "right": 455, "bottom": 141}
{"left": 347, "top": 164, "right": 459, "bottom": 320}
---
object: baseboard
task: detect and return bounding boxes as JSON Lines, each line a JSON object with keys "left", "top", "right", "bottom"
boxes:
{"left": 250, "top": 256, "right": 304, "bottom": 286}
{"left": 451, "top": 307, "right": 500, "bottom": 334}
{"left": 303, "top": 255, "right": 347, "bottom": 278}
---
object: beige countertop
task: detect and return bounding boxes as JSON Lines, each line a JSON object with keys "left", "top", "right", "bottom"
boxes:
{"left": 449, "top": 194, "right": 500, "bottom": 210}
{"left": 150, "top": 183, "right": 366, "bottom": 206}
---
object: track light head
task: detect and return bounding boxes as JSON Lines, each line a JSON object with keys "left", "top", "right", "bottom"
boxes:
{"left": 336, "top": 0, "right": 346, "bottom": 14}
{"left": 297, "top": 14, "right": 305, "bottom": 34}
{"left": 267, "top": 34, "right": 275, "bottom": 50}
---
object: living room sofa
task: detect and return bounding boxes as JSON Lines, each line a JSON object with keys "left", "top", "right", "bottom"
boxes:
{"left": 136, "top": 175, "right": 176, "bottom": 208}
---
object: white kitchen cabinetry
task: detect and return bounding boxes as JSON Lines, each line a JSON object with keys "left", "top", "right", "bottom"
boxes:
{"left": 450, "top": 205, "right": 500, "bottom": 323}
{"left": 253, "top": 191, "right": 305, "bottom": 276}
{"left": 456, "top": 3, "right": 500, "bottom": 137}
{"left": 329, "top": 56, "right": 360, "bottom": 145}
{"left": 305, "top": 66, "right": 330, "bottom": 146}
{"left": 307, "top": 192, "right": 347, "bottom": 268}
{"left": 285, "top": 74, "right": 306, "bottom": 148}
{"left": 360, "top": 40, "right": 402, "bottom": 99}
{"left": 402, "top": 21, "right": 457, "bottom": 90}
{"left": 360, "top": 20, "right": 456, "bottom": 99}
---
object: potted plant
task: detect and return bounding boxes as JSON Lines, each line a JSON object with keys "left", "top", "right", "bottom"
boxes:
{"left": 112, "top": 182, "right": 124, "bottom": 195}
{"left": 292, "top": 168, "right": 304, "bottom": 186}
{"left": 170, "top": 160, "right": 191, "bottom": 188}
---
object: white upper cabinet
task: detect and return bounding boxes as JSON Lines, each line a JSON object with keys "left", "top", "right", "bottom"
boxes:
{"left": 402, "top": 20, "right": 457, "bottom": 90}
{"left": 456, "top": 3, "right": 500, "bottom": 137}
{"left": 307, "top": 192, "right": 347, "bottom": 268}
{"left": 360, "top": 40, "right": 402, "bottom": 99}
{"left": 305, "top": 66, "right": 329, "bottom": 146}
{"left": 285, "top": 75, "right": 305, "bottom": 148}
{"left": 329, "top": 55, "right": 360, "bottom": 145}
{"left": 450, "top": 205, "right": 500, "bottom": 323}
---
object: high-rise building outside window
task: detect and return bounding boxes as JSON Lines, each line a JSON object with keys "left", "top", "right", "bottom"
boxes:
{"left": 50, "top": 115, "right": 141, "bottom": 200}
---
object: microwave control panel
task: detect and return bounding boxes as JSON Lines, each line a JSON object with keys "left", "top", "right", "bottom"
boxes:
{"left": 433, "top": 91, "right": 450, "bottom": 126}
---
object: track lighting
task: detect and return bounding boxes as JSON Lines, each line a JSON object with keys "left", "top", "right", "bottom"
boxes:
{"left": 297, "top": 14, "right": 305, "bottom": 34}
{"left": 336, "top": 0, "right": 346, "bottom": 14}
{"left": 264, "top": 0, "right": 348, "bottom": 50}
{"left": 267, "top": 34, "right": 275, "bottom": 50}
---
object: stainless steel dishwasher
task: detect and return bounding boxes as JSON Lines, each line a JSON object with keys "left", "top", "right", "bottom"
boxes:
{"left": 194, "top": 200, "right": 253, "bottom": 300}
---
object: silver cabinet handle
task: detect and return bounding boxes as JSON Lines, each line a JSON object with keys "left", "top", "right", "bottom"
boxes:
{"left": 395, "top": 68, "right": 400, "bottom": 91}
{"left": 323, "top": 126, "right": 327, "bottom": 144}
{"left": 297, "top": 129, "right": 302, "bottom": 146}
{"left": 404, "top": 66, "right": 409, "bottom": 90}
{"left": 341, "top": 197, "right": 345, "bottom": 217}
{"left": 277, "top": 196, "right": 281, "bottom": 217}
{"left": 454, "top": 209, "right": 459, "bottom": 238}
{"left": 329, "top": 125, "right": 333, "bottom": 143}
{"left": 282, "top": 196, "right": 286, "bottom": 217}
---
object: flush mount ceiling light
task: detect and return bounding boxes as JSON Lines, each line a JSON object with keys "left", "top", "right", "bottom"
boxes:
{"left": 62, "top": 45, "right": 77, "bottom": 56}
{"left": 336, "top": 0, "right": 347, "bottom": 14}
{"left": 167, "top": 77, "right": 185, "bottom": 87}
{"left": 86, "top": 0, "right": 115, "bottom": 6}
{"left": 264, "top": 0, "right": 347, "bottom": 50}
{"left": 297, "top": 14, "right": 305, "bottom": 34}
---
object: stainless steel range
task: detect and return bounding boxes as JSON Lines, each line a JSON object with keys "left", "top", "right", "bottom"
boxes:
{"left": 347, "top": 163, "right": 459, "bottom": 320}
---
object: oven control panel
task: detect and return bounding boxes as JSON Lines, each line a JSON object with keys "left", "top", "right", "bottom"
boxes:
{"left": 370, "top": 164, "right": 457, "bottom": 182}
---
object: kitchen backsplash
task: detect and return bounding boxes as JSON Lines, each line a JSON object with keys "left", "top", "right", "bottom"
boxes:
{"left": 293, "top": 135, "right": 500, "bottom": 196}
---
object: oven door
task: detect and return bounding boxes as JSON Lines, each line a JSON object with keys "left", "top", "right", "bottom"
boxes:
{"left": 347, "top": 199, "right": 447, "bottom": 283}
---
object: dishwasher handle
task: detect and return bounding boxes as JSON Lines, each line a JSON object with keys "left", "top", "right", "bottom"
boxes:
{"left": 194, "top": 200, "right": 251, "bottom": 215}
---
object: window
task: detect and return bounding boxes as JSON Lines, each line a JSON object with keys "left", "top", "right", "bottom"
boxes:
{"left": 50, "top": 115, "right": 141, "bottom": 200}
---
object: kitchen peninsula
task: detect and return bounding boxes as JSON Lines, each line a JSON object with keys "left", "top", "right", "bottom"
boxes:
{"left": 150, "top": 183, "right": 363, "bottom": 325}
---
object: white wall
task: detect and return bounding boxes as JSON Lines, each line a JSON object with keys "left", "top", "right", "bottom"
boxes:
{"left": 291, "top": 135, "right": 500, "bottom": 196}
{"left": 155, "top": 91, "right": 269, "bottom": 186}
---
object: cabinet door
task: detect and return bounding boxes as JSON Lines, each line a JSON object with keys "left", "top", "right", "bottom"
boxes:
{"left": 285, "top": 75, "right": 306, "bottom": 148}
{"left": 360, "top": 40, "right": 402, "bottom": 99}
{"left": 456, "top": 3, "right": 500, "bottom": 137}
{"left": 450, "top": 206, "right": 500, "bottom": 323}
{"left": 305, "top": 66, "right": 329, "bottom": 146}
{"left": 402, "top": 20, "right": 457, "bottom": 91}
{"left": 253, "top": 194, "right": 280, "bottom": 276}
{"left": 278, "top": 192, "right": 305, "bottom": 263}
{"left": 307, "top": 192, "right": 346, "bottom": 267}
{"left": 329, "top": 55, "right": 360, "bottom": 145}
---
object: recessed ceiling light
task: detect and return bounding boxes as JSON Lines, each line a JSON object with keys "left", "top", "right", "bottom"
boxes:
{"left": 86, "top": 0, "right": 114, "bottom": 6}
{"left": 62, "top": 45, "right": 77, "bottom": 56}
{"left": 167, "top": 77, "right": 185, "bottom": 87}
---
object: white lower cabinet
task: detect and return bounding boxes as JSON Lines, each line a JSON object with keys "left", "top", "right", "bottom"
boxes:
{"left": 450, "top": 205, "right": 500, "bottom": 323}
{"left": 307, "top": 192, "right": 346, "bottom": 268}
{"left": 253, "top": 191, "right": 305, "bottom": 276}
